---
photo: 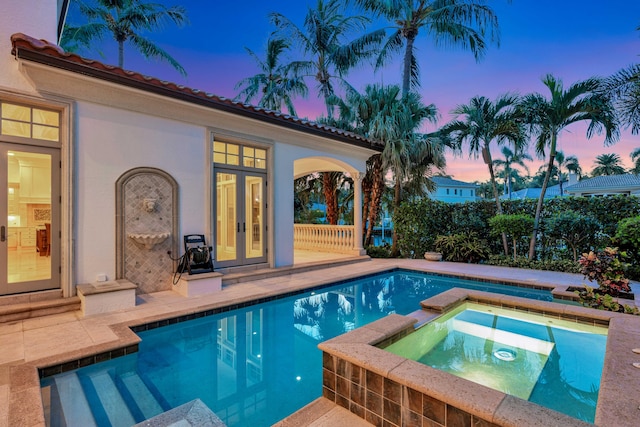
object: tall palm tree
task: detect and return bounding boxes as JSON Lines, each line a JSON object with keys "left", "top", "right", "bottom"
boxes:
{"left": 235, "top": 36, "right": 309, "bottom": 116}
{"left": 591, "top": 153, "right": 626, "bottom": 176}
{"left": 322, "top": 84, "right": 445, "bottom": 248}
{"left": 441, "top": 94, "right": 526, "bottom": 255}
{"left": 554, "top": 151, "right": 581, "bottom": 195}
{"left": 61, "top": 0, "right": 188, "bottom": 75}
{"left": 354, "top": 0, "right": 501, "bottom": 95}
{"left": 518, "top": 74, "right": 619, "bottom": 260}
{"left": 270, "top": 0, "right": 384, "bottom": 117}
{"left": 492, "top": 146, "right": 531, "bottom": 199}
{"left": 631, "top": 147, "right": 640, "bottom": 175}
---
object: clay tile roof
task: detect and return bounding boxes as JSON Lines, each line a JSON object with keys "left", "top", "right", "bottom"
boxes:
{"left": 10, "top": 33, "right": 383, "bottom": 151}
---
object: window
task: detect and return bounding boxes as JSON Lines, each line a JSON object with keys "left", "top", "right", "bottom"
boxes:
{"left": 213, "top": 139, "right": 266, "bottom": 170}
{"left": 446, "top": 189, "right": 450, "bottom": 195}
{"left": 454, "top": 189, "right": 458, "bottom": 195}
{"left": 0, "top": 102, "right": 60, "bottom": 142}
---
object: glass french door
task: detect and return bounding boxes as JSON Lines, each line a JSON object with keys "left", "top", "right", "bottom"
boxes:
{"left": 1, "top": 142, "right": 60, "bottom": 295}
{"left": 215, "top": 169, "right": 267, "bottom": 267}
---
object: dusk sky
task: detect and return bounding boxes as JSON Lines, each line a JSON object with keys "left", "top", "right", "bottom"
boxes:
{"left": 66, "top": 0, "right": 640, "bottom": 182}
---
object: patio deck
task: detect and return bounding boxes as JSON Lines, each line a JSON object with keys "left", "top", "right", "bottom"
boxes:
{"left": 1, "top": 259, "right": 639, "bottom": 426}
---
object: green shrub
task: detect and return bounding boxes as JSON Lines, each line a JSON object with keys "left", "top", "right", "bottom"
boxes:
{"left": 366, "top": 244, "right": 393, "bottom": 258}
{"left": 488, "top": 214, "right": 534, "bottom": 260}
{"left": 434, "top": 233, "right": 490, "bottom": 263}
{"left": 485, "top": 255, "right": 581, "bottom": 273}
{"left": 544, "top": 210, "right": 601, "bottom": 261}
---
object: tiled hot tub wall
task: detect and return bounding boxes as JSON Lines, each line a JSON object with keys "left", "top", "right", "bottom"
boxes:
{"left": 318, "top": 289, "right": 604, "bottom": 427}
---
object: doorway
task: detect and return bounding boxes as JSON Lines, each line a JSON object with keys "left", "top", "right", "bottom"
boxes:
{"left": 215, "top": 169, "right": 267, "bottom": 268}
{"left": 1, "top": 142, "right": 60, "bottom": 294}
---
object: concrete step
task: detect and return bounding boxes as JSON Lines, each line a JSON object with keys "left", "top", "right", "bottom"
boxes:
{"left": 221, "top": 256, "right": 371, "bottom": 286}
{"left": 53, "top": 372, "right": 97, "bottom": 427}
{"left": 87, "top": 370, "right": 136, "bottom": 427}
{"left": 119, "top": 371, "right": 164, "bottom": 420}
{"left": 0, "top": 294, "right": 80, "bottom": 323}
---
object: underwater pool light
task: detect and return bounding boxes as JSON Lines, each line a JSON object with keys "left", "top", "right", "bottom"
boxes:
{"left": 493, "top": 348, "right": 516, "bottom": 361}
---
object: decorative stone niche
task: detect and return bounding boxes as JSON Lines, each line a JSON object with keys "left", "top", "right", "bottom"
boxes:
{"left": 116, "top": 167, "right": 179, "bottom": 294}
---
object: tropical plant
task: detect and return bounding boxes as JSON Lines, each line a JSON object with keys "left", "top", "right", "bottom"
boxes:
{"left": 518, "top": 74, "right": 619, "bottom": 260}
{"left": 61, "top": 0, "right": 188, "bottom": 75}
{"left": 270, "top": 0, "right": 384, "bottom": 117}
{"left": 544, "top": 210, "right": 601, "bottom": 261}
{"left": 631, "top": 147, "right": 640, "bottom": 175}
{"left": 441, "top": 94, "right": 526, "bottom": 255}
{"left": 488, "top": 214, "right": 534, "bottom": 260}
{"left": 235, "top": 36, "right": 309, "bottom": 116}
{"left": 590, "top": 153, "right": 626, "bottom": 176}
{"left": 492, "top": 146, "right": 531, "bottom": 199}
{"left": 354, "top": 0, "right": 501, "bottom": 95}
{"left": 601, "top": 63, "right": 640, "bottom": 134}
{"left": 578, "top": 247, "right": 631, "bottom": 295}
{"left": 434, "top": 233, "right": 490, "bottom": 263}
{"left": 554, "top": 150, "right": 581, "bottom": 195}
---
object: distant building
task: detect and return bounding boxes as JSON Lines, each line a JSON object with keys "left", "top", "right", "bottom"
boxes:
{"left": 430, "top": 177, "right": 479, "bottom": 203}
{"left": 565, "top": 174, "right": 640, "bottom": 197}
{"left": 502, "top": 183, "right": 565, "bottom": 200}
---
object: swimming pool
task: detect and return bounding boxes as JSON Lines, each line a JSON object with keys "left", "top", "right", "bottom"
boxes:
{"left": 384, "top": 302, "right": 607, "bottom": 422}
{"left": 40, "top": 269, "right": 556, "bottom": 426}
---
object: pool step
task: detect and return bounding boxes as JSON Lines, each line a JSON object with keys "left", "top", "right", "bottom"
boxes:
{"left": 53, "top": 372, "right": 97, "bottom": 427}
{"left": 118, "top": 372, "right": 164, "bottom": 420}
{"left": 87, "top": 370, "right": 137, "bottom": 427}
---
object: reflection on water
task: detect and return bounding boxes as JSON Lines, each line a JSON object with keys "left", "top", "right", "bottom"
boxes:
{"left": 41, "top": 271, "right": 555, "bottom": 427}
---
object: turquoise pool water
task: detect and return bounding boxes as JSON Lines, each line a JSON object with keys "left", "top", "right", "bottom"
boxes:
{"left": 41, "top": 270, "right": 556, "bottom": 426}
{"left": 384, "top": 303, "right": 608, "bottom": 422}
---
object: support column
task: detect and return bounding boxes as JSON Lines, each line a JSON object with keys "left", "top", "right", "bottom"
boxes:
{"left": 353, "top": 172, "right": 366, "bottom": 255}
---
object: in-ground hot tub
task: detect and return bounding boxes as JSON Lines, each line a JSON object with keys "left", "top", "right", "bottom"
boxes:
{"left": 384, "top": 302, "right": 607, "bottom": 422}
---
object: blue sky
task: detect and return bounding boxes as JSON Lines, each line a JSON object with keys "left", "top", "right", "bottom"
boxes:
{"left": 66, "top": 0, "right": 640, "bottom": 182}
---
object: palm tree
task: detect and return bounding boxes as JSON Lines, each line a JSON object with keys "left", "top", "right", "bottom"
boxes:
{"left": 270, "top": 0, "right": 384, "bottom": 117}
{"left": 631, "top": 147, "right": 640, "bottom": 175}
{"left": 602, "top": 63, "right": 640, "bottom": 134}
{"left": 441, "top": 94, "right": 526, "bottom": 255}
{"left": 554, "top": 151, "right": 581, "bottom": 195}
{"left": 61, "top": 0, "right": 188, "bottom": 75}
{"left": 354, "top": 0, "right": 501, "bottom": 95}
{"left": 235, "top": 36, "right": 309, "bottom": 116}
{"left": 591, "top": 153, "right": 626, "bottom": 176}
{"left": 321, "top": 84, "right": 445, "bottom": 248}
{"left": 492, "top": 146, "right": 531, "bottom": 199}
{"left": 518, "top": 74, "right": 619, "bottom": 260}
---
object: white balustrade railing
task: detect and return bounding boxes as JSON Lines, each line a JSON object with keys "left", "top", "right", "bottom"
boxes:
{"left": 294, "top": 224, "right": 355, "bottom": 253}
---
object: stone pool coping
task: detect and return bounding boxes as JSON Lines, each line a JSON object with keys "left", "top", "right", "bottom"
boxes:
{"left": 3, "top": 260, "right": 638, "bottom": 426}
{"left": 318, "top": 288, "right": 640, "bottom": 427}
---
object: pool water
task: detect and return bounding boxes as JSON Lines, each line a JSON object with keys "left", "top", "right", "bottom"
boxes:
{"left": 41, "top": 270, "right": 556, "bottom": 427}
{"left": 384, "top": 303, "right": 608, "bottom": 422}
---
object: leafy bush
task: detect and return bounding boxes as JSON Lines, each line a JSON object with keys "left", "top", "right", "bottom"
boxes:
{"left": 488, "top": 214, "right": 534, "bottom": 260}
{"left": 578, "top": 247, "right": 631, "bottom": 295}
{"left": 485, "top": 255, "right": 581, "bottom": 273}
{"left": 394, "top": 199, "right": 453, "bottom": 258}
{"left": 576, "top": 285, "right": 639, "bottom": 314}
{"left": 434, "top": 233, "right": 490, "bottom": 263}
{"left": 544, "top": 210, "right": 601, "bottom": 261}
{"left": 613, "top": 216, "right": 640, "bottom": 280}
{"left": 366, "top": 244, "right": 393, "bottom": 258}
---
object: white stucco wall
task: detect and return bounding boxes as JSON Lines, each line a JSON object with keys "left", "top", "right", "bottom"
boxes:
{"left": 75, "top": 102, "right": 207, "bottom": 283}
{"left": 0, "top": 0, "right": 58, "bottom": 92}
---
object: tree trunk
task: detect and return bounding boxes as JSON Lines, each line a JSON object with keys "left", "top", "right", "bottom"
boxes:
{"left": 401, "top": 34, "right": 415, "bottom": 96}
{"left": 390, "top": 177, "right": 402, "bottom": 257}
{"left": 323, "top": 173, "right": 339, "bottom": 225}
{"left": 528, "top": 134, "right": 557, "bottom": 260}
{"left": 484, "top": 145, "right": 510, "bottom": 256}
{"left": 118, "top": 41, "right": 124, "bottom": 68}
{"left": 365, "top": 156, "right": 384, "bottom": 246}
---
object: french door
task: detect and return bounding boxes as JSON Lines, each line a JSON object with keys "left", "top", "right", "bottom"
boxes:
{"left": 0, "top": 142, "right": 60, "bottom": 295}
{"left": 215, "top": 169, "right": 267, "bottom": 268}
